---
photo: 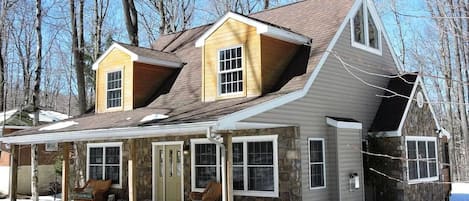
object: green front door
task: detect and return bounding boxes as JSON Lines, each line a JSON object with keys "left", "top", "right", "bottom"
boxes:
{"left": 155, "top": 144, "right": 182, "bottom": 201}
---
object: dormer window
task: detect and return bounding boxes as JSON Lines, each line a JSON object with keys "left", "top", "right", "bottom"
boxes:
{"left": 351, "top": 3, "right": 381, "bottom": 55}
{"left": 219, "top": 46, "right": 243, "bottom": 95}
{"left": 107, "top": 70, "right": 122, "bottom": 108}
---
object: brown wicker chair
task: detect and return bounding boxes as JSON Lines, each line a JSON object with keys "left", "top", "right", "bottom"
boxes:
{"left": 73, "top": 179, "right": 112, "bottom": 201}
{"left": 189, "top": 181, "right": 222, "bottom": 201}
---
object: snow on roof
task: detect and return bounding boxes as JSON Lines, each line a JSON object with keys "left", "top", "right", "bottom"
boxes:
{"left": 39, "top": 121, "right": 78, "bottom": 131}
{"left": 140, "top": 114, "right": 169, "bottom": 123}
{"left": 28, "top": 110, "right": 70, "bottom": 123}
{"left": 452, "top": 183, "right": 469, "bottom": 194}
{"left": 0, "top": 109, "right": 18, "bottom": 123}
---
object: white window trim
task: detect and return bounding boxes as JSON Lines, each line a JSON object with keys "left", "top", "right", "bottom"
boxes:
{"left": 350, "top": 2, "right": 382, "bottom": 55}
{"left": 308, "top": 138, "right": 326, "bottom": 190}
{"left": 405, "top": 136, "right": 439, "bottom": 184}
{"left": 217, "top": 45, "right": 244, "bottom": 97}
{"left": 86, "top": 142, "right": 123, "bottom": 188}
{"left": 45, "top": 143, "right": 58, "bottom": 152}
{"left": 191, "top": 135, "right": 279, "bottom": 197}
{"left": 105, "top": 68, "right": 123, "bottom": 110}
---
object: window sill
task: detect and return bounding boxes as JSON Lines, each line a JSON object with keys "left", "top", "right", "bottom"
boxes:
{"left": 408, "top": 176, "right": 439, "bottom": 184}
{"left": 351, "top": 41, "right": 382, "bottom": 56}
{"left": 310, "top": 186, "right": 326, "bottom": 190}
{"left": 233, "top": 190, "right": 278, "bottom": 198}
{"left": 216, "top": 92, "right": 245, "bottom": 100}
{"left": 105, "top": 106, "right": 123, "bottom": 112}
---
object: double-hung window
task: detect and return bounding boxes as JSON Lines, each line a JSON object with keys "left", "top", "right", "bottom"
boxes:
{"left": 309, "top": 138, "right": 326, "bottom": 189}
{"left": 351, "top": 3, "right": 381, "bottom": 54}
{"left": 191, "top": 135, "right": 278, "bottom": 197}
{"left": 406, "top": 136, "right": 438, "bottom": 183}
{"left": 218, "top": 46, "right": 243, "bottom": 95}
{"left": 106, "top": 70, "right": 122, "bottom": 108}
{"left": 87, "top": 142, "right": 123, "bottom": 188}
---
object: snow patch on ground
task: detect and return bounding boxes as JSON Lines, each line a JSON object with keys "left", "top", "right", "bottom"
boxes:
{"left": 140, "top": 114, "right": 169, "bottom": 122}
{"left": 452, "top": 183, "right": 469, "bottom": 194}
{"left": 39, "top": 121, "right": 78, "bottom": 131}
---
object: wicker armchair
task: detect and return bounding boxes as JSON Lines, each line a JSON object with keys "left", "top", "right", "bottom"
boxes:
{"left": 189, "top": 181, "right": 222, "bottom": 201}
{"left": 73, "top": 179, "right": 112, "bottom": 201}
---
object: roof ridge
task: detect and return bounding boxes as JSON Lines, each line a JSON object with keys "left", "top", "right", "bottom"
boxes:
{"left": 157, "top": 0, "right": 306, "bottom": 38}
{"left": 115, "top": 41, "right": 177, "bottom": 55}
{"left": 248, "top": 0, "right": 306, "bottom": 16}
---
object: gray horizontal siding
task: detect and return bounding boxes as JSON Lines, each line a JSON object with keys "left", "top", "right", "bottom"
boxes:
{"left": 337, "top": 128, "right": 364, "bottom": 201}
{"left": 246, "top": 23, "right": 398, "bottom": 201}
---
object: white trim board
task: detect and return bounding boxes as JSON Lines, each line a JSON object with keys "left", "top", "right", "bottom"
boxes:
{"left": 326, "top": 117, "right": 362, "bottom": 129}
{"left": 195, "top": 12, "right": 311, "bottom": 47}
{"left": 0, "top": 121, "right": 291, "bottom": 144}
{"left": 217, "top": 0, "right": 403, "bottom": 130}
{"left": 92, "top": 43, "right": 182, "bottom": 70}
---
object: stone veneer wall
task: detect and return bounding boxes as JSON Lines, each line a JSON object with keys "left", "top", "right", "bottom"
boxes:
{"left": 367, "top": 85, "right": 448, "bottom": 201}
{"left": 367, "top": 136, "right": 404, "bottom": 201}
{"left": 72, "top": 126, "right": 301, "bottom": 201}
{"left": 400, "top": 85, "right": 447, "bottom": 201}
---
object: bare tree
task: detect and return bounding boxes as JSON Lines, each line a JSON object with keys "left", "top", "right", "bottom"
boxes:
{"left": 70, "top": 0, "right": 87, "bottom": 114}
{"left": 31, "top": 0, "right": 42, "bottom": 199}
{"left": 122, "top": 0, "right": 138, "bottom": 45}
{"left": 0, "top": 0, "right": 15, "bottom": 111}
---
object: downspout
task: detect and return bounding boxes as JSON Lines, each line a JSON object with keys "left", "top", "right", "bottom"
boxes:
{"left": 206, "top": 127, "right": 226, "bottom": 201}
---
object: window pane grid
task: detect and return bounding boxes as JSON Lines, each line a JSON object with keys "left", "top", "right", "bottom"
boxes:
{"left": 106, "top": 71, "right": 122, "bottom": 108}
{"left": 309, "top": 139, "right": 325, "bottom": 188}
{"left": 219, "top": 47, "right": 243, "bottom": 95}
{"left": 407, "top": 138, "right": 438, "bottom": 181}
{"left": 193, "top": 138, "right": 276, "bottom": 195}
{"left": 88, "top": 145, "right": 121, "bottom": 186}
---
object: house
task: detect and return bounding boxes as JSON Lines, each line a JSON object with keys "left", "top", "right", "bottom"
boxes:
{"left": 0, "top": 107, "right": 69, "bottom": 195}
{"left": 0, "top": 0, "right": 450, "bottom": 201}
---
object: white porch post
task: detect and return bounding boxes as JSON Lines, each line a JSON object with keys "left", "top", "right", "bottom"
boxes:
{"left": 223, "top": 133, "right": 233, "bottom": 201}
{"left": 128, "top": 139, "right": 137, "bottom": 201}
{"left": 62, "top": 142, "right": 70, "bottom": 201}
{"left": 9, "top": 144, "right": 17, "bottom": 201}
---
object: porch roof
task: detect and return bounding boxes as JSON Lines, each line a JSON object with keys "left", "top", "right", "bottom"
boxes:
{"left": 0, "top": 121, "right": 291, "bottom": 144}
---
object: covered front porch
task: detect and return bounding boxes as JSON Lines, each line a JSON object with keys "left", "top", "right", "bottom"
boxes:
{"left": 1, "top": 121, "right": 301, "bottom": 201}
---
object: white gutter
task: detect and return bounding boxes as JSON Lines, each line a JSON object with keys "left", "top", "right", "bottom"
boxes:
{"left": 206, "top": 127, "right": 228, "bottom": 201}
{"left": 0, "top": 122, "right": 292, "bottom": 145}
{"left": 0, "top": 121, "right": 217, "bottom": 144}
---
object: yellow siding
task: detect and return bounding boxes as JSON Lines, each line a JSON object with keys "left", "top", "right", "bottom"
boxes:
{"left": 202, "top": 18, "right": 261, "bottom": 101}
{"left": 260, "top": 35, "right": 299, "bottom": 92}
{"left": 96, "top": 48, "right": 133, "bottom": 113}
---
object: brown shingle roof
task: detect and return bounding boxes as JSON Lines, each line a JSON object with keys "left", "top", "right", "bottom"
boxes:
{"left": 370, "top": 74, "right": 417, "bottom": 132}
{"left": 116, "top": 42, "right": 182, "bottom": 64}
{"left": 12, "top": 0, "right": 354, "bottom": 136}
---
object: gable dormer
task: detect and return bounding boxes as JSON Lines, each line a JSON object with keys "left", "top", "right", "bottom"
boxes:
{"left": 92, "top": 43, "right": 182, "bottom": 113}
{"left": 196, "top": 12, "right": 311, "bottom": 102}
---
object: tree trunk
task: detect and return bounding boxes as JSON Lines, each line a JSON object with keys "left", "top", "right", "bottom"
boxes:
{"left": 70, "top": 0, "right": 87, "bottom": 114}
{"left": 31, "top": 0, "right": 42, "bottom": 199}
{"left": 122, "top": 0, "right": 138, "bottom": 45}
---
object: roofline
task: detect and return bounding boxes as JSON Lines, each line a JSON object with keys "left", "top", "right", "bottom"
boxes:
{"left": 396, "top": 75, "right": 441, "bottom": 136}
{"left": 195, "top": 12, "right": 311, "bottom": 47}
{"left": 2, "top": 126, "right": 32, "bottom": 130}
{"left": 0, "top": 121, "right": 292, "bottom": 144}
{"left": 217, "top": 0, "right": 404, "bottom": 129}
{"left": 92, "top": 43, "right": 182, "bottom": 70}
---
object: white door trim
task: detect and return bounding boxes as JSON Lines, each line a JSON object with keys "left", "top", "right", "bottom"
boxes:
{"left": 152, "top": 141, "right": 184, "bottom": 201}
